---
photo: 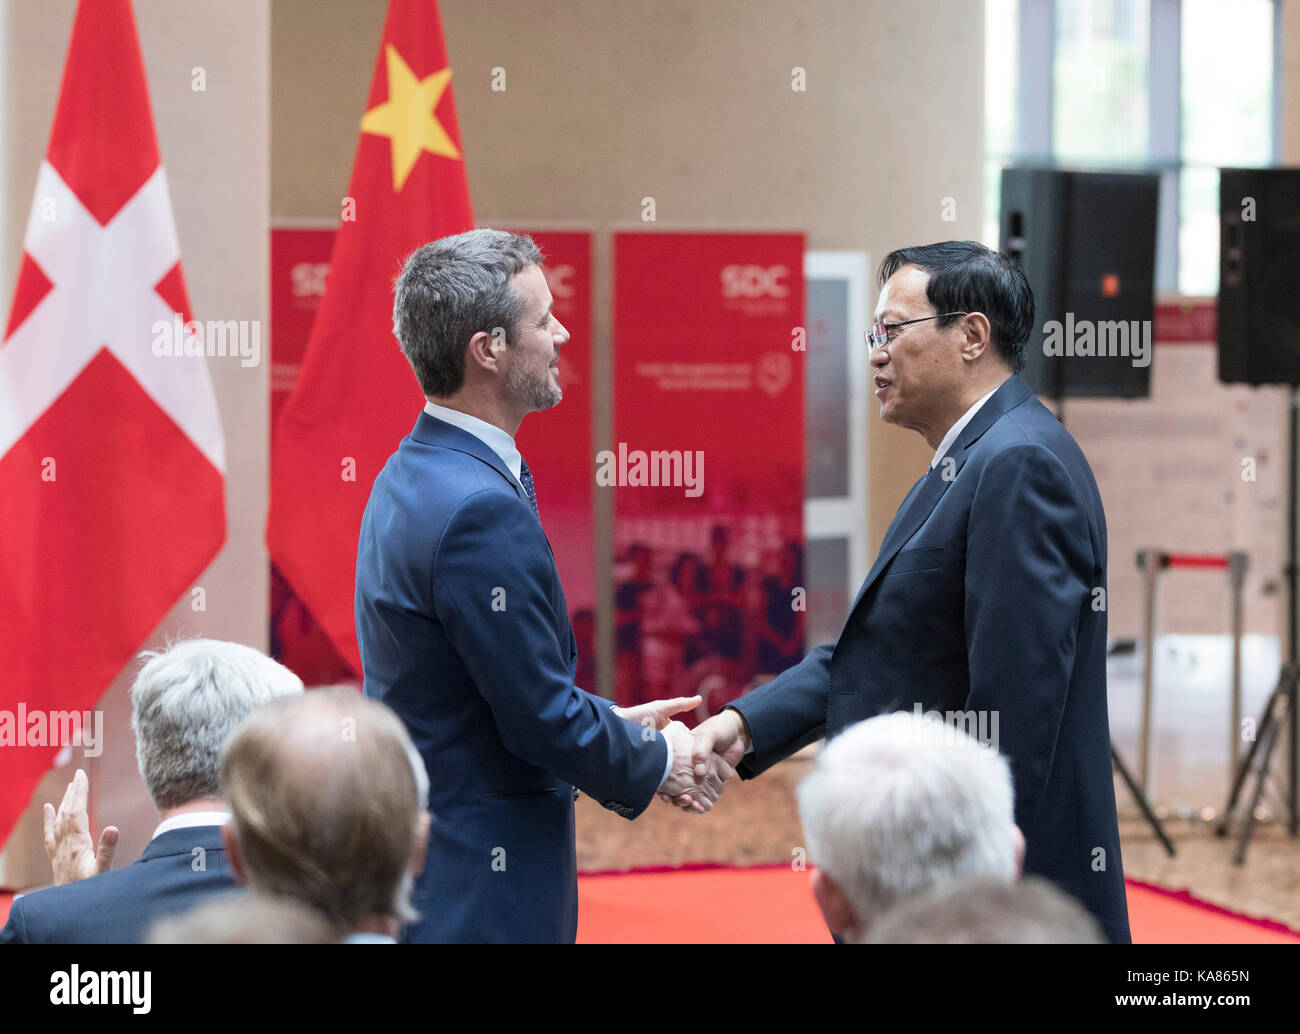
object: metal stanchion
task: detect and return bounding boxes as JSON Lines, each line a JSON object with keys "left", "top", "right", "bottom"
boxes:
{"left": 1136, "top": 548, "right": 1161, "bottom": 795}
{"left": 1131, "top": 550, "right": 1248, "bottom": 841}
{"left": 1227, "top": 552, "right": 1249, "bottom": 775}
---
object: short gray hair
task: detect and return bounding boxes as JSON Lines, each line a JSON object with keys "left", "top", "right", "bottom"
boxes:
{"left": 392, "top": 228, "right": 544, "bottom": 396}
{"left": 797, "top": 711, "right": 1018, "bottom": 935}
{"left": 130, "top": 639, "right": 304, "bottom": 809}
{"left": 865, "top": 875, "right": 1104, "bottom": 944}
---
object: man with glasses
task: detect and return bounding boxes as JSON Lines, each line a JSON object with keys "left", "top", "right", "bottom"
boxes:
{"left": 687, "top": 240, "right": 1131, "bottom": 945}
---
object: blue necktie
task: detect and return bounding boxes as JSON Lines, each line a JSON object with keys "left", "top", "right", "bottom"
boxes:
{"left": 519, "top": 457, "right": 540, "bottom": 519}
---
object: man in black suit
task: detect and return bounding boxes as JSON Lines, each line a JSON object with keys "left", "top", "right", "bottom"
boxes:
{"left": 688, "top": 241, "right": 1131, "bottom": 944}
{"left": 0, "top": 639, "right": 303, "bottom": 943}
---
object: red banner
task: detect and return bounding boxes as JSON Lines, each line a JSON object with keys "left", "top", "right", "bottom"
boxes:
{"left": 268, "top": 227, "right": 352, "bottom": 682}
{"left": 1153, "top": 300, "right": 1216, "bottom": 344}
{"left": 270, "top": 228, "right": 332, "bottom": 431}
{"left": 510, "top": 231, "right": 597, "bottom": 688}
{"left": 612, "top": 232, "right": 805, "bottom": 714}
{"left": 269, "top": 227, "right": 595, "bottom": 685}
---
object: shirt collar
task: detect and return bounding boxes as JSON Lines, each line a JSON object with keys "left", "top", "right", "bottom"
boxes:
{"left": 341, "top": 931, "right": 398, "bottom": 944}
{"left": 423, "top": 400, "right": 523, "bottom": 484}
{"left": 152, "top": 811, "right": 231, "bottom": 840}
{"left": 930, "top": 387, "right": 999, "bottom": 470}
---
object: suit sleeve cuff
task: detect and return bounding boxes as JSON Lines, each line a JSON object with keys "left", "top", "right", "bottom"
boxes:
{"left": 658, "top": 735, "right": 674, "bottom": 788}
{"left": 608, "top": 702, "right": 676, "bottom": 792}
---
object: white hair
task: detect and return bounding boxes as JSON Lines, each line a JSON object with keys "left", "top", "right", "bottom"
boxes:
{"left": 796, "top": 711, "right": 1018, "bottom": 939}
{"left": 131, "top": 638, "right": 304, "bottom": 809}
{"left": 865, "top": 876, "right": 1104, "bottom": 944}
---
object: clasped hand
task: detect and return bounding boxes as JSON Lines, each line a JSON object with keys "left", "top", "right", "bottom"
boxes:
{"left": 611, "top": 696, "right": 747, "bottom": 814}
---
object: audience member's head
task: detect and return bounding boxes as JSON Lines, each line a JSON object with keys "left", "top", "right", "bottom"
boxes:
{"left": 865, "top": 875, "right": 1104, "bottom": 944}
{"left": 148, "top": 891, "right": 341, "bottom": 944}
{"left": 796, "top": 711, "right": 1024, "bottom": 943}
{"left": 220, "top": 687, "right": 431, "bottom": 941}
{"left": 130, "top": 638, "right": 304, "bottom": 812}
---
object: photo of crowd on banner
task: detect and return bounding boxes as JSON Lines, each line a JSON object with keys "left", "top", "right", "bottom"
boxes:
{"left": 615, "top": 517, "right": 805, "bottom": 716}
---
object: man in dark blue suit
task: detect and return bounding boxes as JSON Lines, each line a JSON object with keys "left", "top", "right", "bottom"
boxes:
{"left": 356, "top": 230, "right": 726, "bottom": 944}
{"left": 0, "top": 639, "right": 303, "bottom": 943}
{"left": 690, "top": 241, "right": 1131, "bottom": 944}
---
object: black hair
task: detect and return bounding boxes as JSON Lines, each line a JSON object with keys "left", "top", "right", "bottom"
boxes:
{"left": 877, "top": 241, "right": 1034, "bottom": 373}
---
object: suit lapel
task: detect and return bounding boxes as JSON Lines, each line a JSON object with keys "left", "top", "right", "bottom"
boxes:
{"left": 411, "top": 411, "right": 558, "bottom": 564}
{"left": 849, "top": 466, "right": 940, "bottom": 611}
{"left": 847, "top": 374, "right": 1035, "bottom": 612}
{"left": 411, "top": 411, "right": 533, "bottom": 512}
{"left": 947, "top": 373, "right": 1033, "bottom": 457}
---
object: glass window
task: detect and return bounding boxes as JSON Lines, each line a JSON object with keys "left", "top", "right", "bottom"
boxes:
{"left": 1053, "top": 0, "right": 1151, "bottom": 165}
{"left": 1178, "top": 0, "right": 1275, "bottom": 296}
{"left": 986, "top": 0, "right": 1278, "bottom": 295}
{"left": 985, "top": 0, "right": 1020, "bottom": 247}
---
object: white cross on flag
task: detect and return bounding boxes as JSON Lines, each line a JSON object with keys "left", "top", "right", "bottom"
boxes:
{"left": 0, "top": 0, "right": 225, "bottom": 847}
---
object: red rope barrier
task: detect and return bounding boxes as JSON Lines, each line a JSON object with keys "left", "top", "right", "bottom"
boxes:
{"left": 1161, "top": 554, "right": 1229, "bottom": 569}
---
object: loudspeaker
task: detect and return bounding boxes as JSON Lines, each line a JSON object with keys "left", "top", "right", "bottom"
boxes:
{"left": 1218, "top": 168, "right": 1300, "bottom": 385}
{"left": 1000, "top": 168, "right": 1158, "bottom": 399}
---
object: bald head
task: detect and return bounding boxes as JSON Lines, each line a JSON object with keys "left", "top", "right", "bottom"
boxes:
{"left": 220, "top": 687, "right": 429, "bottom": 933}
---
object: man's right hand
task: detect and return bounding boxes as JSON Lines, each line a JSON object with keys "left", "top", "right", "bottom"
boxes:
{"left": 690, "top": 708, "right": 751, "bottom": 779}
{"left": 43, "top": 769, "right": 118, "bottom": 886}
{"left": 658, "top": 721, "right": 726, "bottom": 813}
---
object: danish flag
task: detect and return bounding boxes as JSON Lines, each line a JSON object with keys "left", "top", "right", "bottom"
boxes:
{"left": 0, "top": 0, "right": 225, "bottom": 848}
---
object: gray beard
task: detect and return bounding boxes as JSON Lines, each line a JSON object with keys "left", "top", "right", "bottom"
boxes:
{"left": 507, "top": 360, "right": 562, "bottom": 412}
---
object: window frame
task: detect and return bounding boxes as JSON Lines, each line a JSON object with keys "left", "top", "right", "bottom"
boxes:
{"left": 991, "top": 0, "right": 1281, "bottom": 296}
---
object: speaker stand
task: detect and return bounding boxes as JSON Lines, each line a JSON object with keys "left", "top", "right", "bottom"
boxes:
{"left": 1111, "top": 745, "right": 1176, "bottom": 857}
{"left": 1215, "top": 385, "right": 1300, "bottom": 861}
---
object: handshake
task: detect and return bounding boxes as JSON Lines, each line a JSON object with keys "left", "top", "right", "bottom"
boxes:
{"left": 612, "top": 695, "right": 752, "bottom": 814}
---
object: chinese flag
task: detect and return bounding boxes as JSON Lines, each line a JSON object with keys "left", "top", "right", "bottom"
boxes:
{"left": 268, "top": 0, "right": 473, "bottom": 673}
{"left": 0, "top": 0, "right": 225, "bottom": 846}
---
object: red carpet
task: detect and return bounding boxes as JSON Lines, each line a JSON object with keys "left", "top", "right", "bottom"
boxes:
{"left": 576, "top": 865, "right": 1300, "bottom": 944}
{"left": 4, "top": 870, "right": 1297, "bottom": 942}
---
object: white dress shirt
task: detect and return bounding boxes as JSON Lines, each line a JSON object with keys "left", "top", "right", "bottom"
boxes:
{"left": 420, "top": 402, "right": 675, "bottom": 789}
{"left": 423, "top": 400, "right": 524, "bottom": 488}
{"left": 341, "top": 931, "right": 398, "bottom": 944}
{"left": 930, "top": 386, "right": 999, "bottom": 471}
{"left": 151, "top": 810, "right": 230, "bottom": 840}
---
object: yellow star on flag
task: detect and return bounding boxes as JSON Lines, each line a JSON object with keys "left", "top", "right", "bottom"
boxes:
{"left": 360, "top": 44, "right": 461, "bottom": 192}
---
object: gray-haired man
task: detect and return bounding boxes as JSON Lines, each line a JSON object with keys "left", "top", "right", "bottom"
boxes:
{"left": 0, "top": 639, "right": 303, "bottom": 943}
{"left": 797, "top": 711, "right": 1025, "bottom": 944}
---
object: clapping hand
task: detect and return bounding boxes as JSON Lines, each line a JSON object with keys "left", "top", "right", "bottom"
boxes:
{"left": 43, "top": 768, "right": 118, "bottom": 885}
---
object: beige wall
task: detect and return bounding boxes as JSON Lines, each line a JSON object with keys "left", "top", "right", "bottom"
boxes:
{"left": 273, "top": 0, "right": 984, "bottom": 692}
{"left": 2, "top": 0, "right": 983, "bottom": 886}
{"left": 0, "top": 1, "right": 270, "bottom": 886}
{"left": 1284, "top": 0, "right": 1300, "bottom": 162}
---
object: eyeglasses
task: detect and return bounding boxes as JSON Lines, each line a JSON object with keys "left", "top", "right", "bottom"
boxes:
{"left": 866, "top": 312, "right": 968, "bottom": 350}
